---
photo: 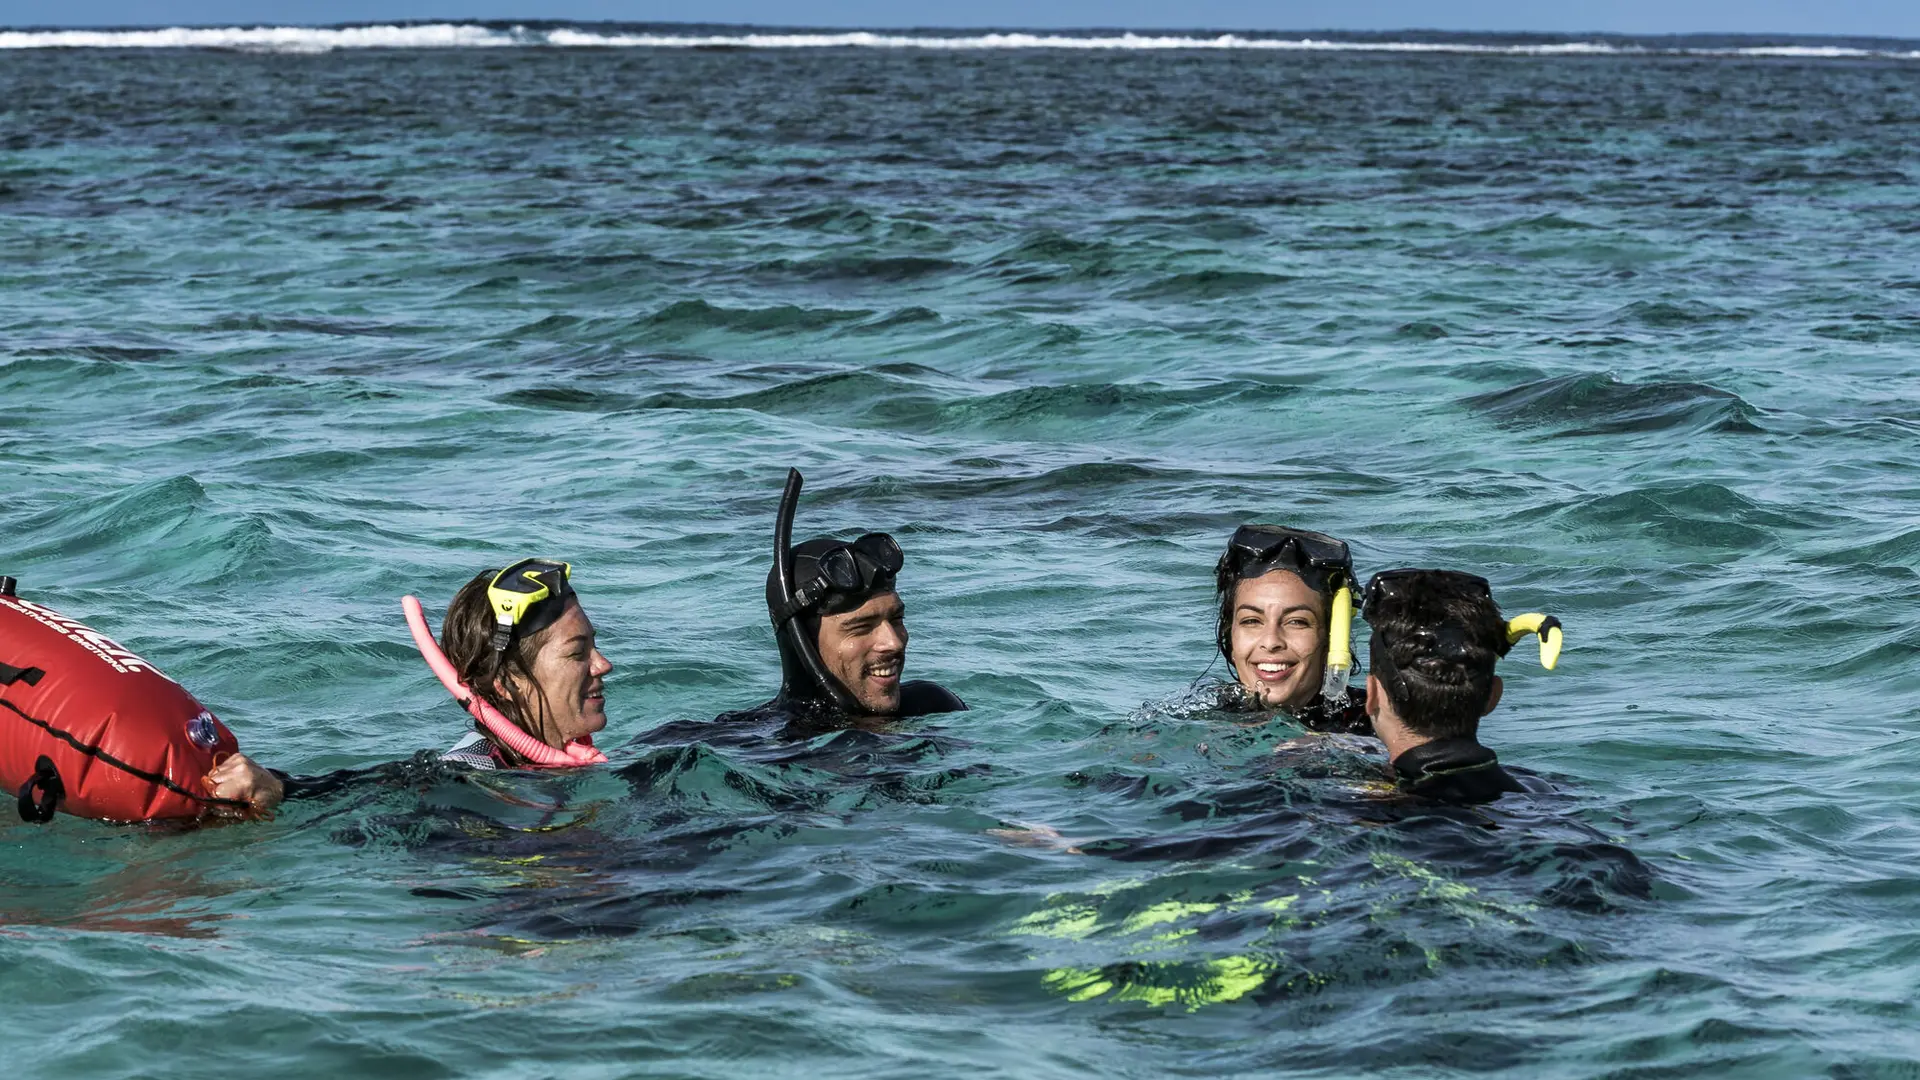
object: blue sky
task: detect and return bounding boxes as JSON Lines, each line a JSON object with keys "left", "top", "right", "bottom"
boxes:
{"left": 3, "top": 1, "right": 1917, "bottom": 36}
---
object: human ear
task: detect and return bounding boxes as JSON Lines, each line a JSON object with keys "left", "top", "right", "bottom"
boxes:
{"left": 1365, "top": 673, "right": 1383, "bottom": 720}
{"left": 493, "top": 668, "right": 530, "bottom": 701}
{"left": 1482, "top": 675, "right": 1504, "bottom": 717}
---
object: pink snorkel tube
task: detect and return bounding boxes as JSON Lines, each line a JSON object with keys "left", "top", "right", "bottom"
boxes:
{"left": 401, "top": 595, "right": 607, "bottom": 768}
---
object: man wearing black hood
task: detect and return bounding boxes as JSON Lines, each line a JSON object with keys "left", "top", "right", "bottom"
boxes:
{"left": 740, "top": 468, "right": 965, "bottom": 727}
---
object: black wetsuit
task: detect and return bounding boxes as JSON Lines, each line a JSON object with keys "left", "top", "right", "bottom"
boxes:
{"left": 1389, "top": 738, "right": 1534, "bottom": 806}
{"left": 267, "top": 750, "right": 477, "bottom": 800}
{"left": 699, "top": 599, "right": 969, "bottom": 741}
{"left": 687, "top": 679, "right": 967, "bottom": 746}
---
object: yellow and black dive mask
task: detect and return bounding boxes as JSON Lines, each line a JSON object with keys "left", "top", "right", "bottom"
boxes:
{"left": 487, "top": 558, "right": 574, "bottom": 654}
{"left": 1360, "top": 568, "right": 1563, "bottom": 671}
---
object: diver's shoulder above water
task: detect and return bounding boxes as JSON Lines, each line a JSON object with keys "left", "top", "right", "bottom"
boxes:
{"left": 898, "top": 678, "right": 966, "bottom": 716}
{"left": 1389, "top": 738, "right": 1536, "bottom": 806}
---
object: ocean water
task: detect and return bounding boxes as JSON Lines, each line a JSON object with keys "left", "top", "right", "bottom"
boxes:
{"left": 4, "top": 27, "right": 1920, "bottom": 1078}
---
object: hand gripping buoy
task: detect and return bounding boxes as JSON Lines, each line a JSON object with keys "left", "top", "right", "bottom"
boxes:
{"left": 0, "top": 585, "right": 244, "bottom": 822}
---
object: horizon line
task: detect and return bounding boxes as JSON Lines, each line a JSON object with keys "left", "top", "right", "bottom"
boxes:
{"left": 3, "top": 19, "right": 1917, "bottom": 41}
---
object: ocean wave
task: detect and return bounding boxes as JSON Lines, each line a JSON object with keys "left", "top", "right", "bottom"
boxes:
{"left": 7, "top": 475, "right": 280, "bottom": 586}
{"left": 1528, "top": 481, "right": 1807, "bottom": 554}
{"left": 547, "top": 31, "right": 1633, "bottom": 53}
{"left": 1120, "top": 269, "right": 1295, "bottom": 301}
{"left": 3, "top": 24, "right": 1917, "bottom": 59}
{"left": 1464, "top": 372, "right": 1765, "bottom": 437}
{"left": 930, "top": 379, "right": 1302, "bottom": 431}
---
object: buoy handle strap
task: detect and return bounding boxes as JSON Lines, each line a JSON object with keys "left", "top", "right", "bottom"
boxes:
{"left": 401, "top": 596, "right": 606, "bottom": 768}
{"left": 16, "top": 755, "right": 61, "bottom": 823}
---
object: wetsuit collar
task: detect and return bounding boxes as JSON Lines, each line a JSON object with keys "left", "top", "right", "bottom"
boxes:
{"left": 1390, "top": 738, "right": 1520, "bottom": 805}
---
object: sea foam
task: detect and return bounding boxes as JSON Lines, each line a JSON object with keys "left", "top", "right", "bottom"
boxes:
{"left": 0, "top": 23, "right": 515, "bottom": 51}
{"left": 0, "top": 24, "right": 1916, "bottom": 58}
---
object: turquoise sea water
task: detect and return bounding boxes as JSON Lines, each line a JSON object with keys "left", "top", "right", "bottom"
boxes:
{"left": 4, "top": 30, "right": 1920, "bottom": 1077}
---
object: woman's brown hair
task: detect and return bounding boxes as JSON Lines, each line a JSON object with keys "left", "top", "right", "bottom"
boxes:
{"left": 440, "top": 570, "right": 565, "bottom": 766}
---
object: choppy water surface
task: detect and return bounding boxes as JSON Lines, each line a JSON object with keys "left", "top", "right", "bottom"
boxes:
{"left": 4, "top": 33, "right": 1920, "bottom": 1078}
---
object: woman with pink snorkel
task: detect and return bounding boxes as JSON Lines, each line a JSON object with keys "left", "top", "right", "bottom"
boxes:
{"left": 206, "top": 558, "right": 612, "bottom": 813}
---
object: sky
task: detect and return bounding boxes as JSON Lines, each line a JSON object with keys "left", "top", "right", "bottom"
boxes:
{"left": 1, "top": 0, "right": 1917, "bottom": 37}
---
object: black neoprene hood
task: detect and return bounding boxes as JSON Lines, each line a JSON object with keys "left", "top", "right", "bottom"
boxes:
{"left": 766, "top": 469, "right": 898, "bottom": 710}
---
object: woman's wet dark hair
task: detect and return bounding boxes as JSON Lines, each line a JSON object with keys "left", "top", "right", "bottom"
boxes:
{"left": 1366, "top": 577, "right": 1508, "bottom": 740}
{"left": 441, "top": 570, "right": 566, "bottom": 766}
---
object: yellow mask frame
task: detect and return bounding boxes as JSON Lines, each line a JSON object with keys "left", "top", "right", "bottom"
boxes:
{"left": 486, "top": 559, "right": 573, "bottom": 653}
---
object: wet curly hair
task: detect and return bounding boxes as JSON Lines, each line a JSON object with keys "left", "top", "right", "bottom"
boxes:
{"left": 1366, "top": 573, "right": 1508, "bottom": 740}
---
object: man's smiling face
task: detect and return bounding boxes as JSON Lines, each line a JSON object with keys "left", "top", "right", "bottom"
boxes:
{"left": 816, "top": 590, "right": 908, "bottom": 715}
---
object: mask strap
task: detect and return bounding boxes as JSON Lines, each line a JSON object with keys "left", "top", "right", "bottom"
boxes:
{"left": 1505, "top": 614, "right": 1564, "bottom": 670}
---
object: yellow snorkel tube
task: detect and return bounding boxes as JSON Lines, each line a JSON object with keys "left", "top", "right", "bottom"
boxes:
{"left": 1505, "top": 613, "right": 1564, "bottom": 670}
{"left": 1320, "top": 582, "right": 1355, "bottom": 706}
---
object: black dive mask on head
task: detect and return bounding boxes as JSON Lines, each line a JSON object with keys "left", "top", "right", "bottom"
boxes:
{"left": 768, "top": 468, "right": 902, "bottom": 712}
{"left": 1361, "top": 567, "right": 1503, "bottom": 652}
{"left": 1220, "top": 525, "right": 1355, "bottom": 595}
{"left": 1362, "top": 568, "right": 1490, "bottom": 609}
{"left": 1362, "top": 567, "right": 1565, "bottom": 671}
{"left": 770, "top": 532, "right": 902, "bottom": 625}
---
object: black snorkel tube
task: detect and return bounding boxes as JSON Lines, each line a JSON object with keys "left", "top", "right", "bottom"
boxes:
{"left": 772, "top": 468, "right": 861, "bottom": 713}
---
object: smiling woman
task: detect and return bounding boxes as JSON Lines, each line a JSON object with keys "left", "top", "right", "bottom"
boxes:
{"left": 1211, "top": 524, "right": 1368, "bottom": 733}
{"left": 435, "top": 561, "right": 614, "bottom": 768}
{"left": 205, "top": 559, "right": 615, "bottom": 812}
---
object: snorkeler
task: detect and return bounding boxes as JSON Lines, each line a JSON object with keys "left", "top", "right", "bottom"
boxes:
{"left": 204, "top": 558, "right": 613, "bottom": 813}
{"left": 719, "top": 468, "right": 964, "bottom": 728}
{"left": 1209, "top": 524, "right": 1367, "bottom": 733}
{"left": 1359, "top": 568, "right": 1563, "bottom": 806}
{"left": 423, "top": 559, "right": 612, "bottom": 768}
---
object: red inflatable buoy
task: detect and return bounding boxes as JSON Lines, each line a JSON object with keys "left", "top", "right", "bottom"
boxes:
{"left": 0, "top": 582, "right": 243, "bottom": 822}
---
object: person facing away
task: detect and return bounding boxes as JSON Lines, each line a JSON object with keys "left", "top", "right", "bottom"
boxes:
{"left": 1359, "top": 567, "right": 1563, "bottom": 806}
{"left": 722, "top": 468, "right": 964, "bottom": 731}
{"left": 203, "top": 558, "right": 614, "bottom": 813}
{"left": 1209, "top": 524, "right": 1369, "bottom": 734}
